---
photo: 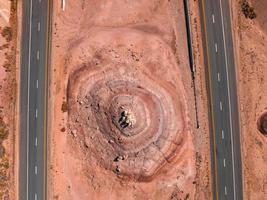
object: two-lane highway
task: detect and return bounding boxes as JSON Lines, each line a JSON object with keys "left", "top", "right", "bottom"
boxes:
{"left": 20, "top": 0, "right": 50, "bottom": 199}
{"left": 200, "top": 0, "right": 243, "bottom": 199}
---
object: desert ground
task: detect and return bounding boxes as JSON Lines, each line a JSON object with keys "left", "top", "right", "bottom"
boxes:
{"left": 0, "top": 0, "right": 18, "bottom": 199}
{"left": 48, "top": 0, "right": 212, "bottom": 200}
{"left": 231, "top": 0, "right": 267, "bottom": 199}
{"left": 2, "top": 0, "right": 267, "bottom": 199}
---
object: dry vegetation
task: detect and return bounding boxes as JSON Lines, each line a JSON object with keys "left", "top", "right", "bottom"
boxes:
{"left": 1, "top": 26, "right": 12, "bottom": 42}
{"left": 240, "top": 0, "right": 257, "bottom": 19}
{"left": 0, "top": 0, "right": 18, "bottom": 199}
{"left": 61, "top": 101, "right": 68, "bottom": 113}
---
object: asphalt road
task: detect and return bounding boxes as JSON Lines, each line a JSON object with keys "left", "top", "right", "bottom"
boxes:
{"left": 19, "top": 0, "right": 50, "bottom": 199}
{"left": 199, "top": 0, "right": 243, "bottom": 199}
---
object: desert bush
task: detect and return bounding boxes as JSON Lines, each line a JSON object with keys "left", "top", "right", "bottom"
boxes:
{"left": 241, "top": 1, "right": 257, "bottom": 19}
{"left": 61, "top": 101, "right": 68, "bottom": 112}
{"left": 0, "top": 118, "right": 8, "bottom": 140}
{"left": 1, "top": 27, "right": 12, "bottom": 42}
{"left": 0, "top": 44, "right": 9, "bottom": 50}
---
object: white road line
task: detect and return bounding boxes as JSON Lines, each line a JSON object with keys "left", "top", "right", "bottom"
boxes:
{"left": 35, "top": 165, "right": 38, "bottom": 175}
{"left": 212, "top": 14, "right": 215, "bottom": 23}
{"left": 223, "top": 158, "right": 226, "bottom": 167}
{"left": 26, "top": 0, "right": 33, "bottom": 199}
{"left": 35, "top": 109, "right": 38, "bottom": 118}
{"left": 215, "top": 43, "right": 218, "bottom": 53}
{"left": 39, "top": 0, "right": 41, "bottom": 2}
{"left": 220, "top": 101, "right": 223, "bottom": 111}
{"left": 37, "top": 50, "right": 40, "bottom": 60}
{"left": 35, "top": 193, "right": 38, "bottom": 200}
{"left": 225, "top": 186, "right": 228, "bottom": 195}
{"left": 222, "top": 129, "right": 225, "bottom": 139}
{"left": 219, "top": 1, "right": 237, "bottom": 199}
{"left": 217, "top": 72, "right": 221, "bottom": 82}
{"left": 62, "top": 0, "right": 66, "bottom": 11}
{"left": 36, "top": 80, "right": 39, "bottom": 88}
{"left": 35, "top": 137, "right": 38, "bottom": 147}
{"left": 37, "top": 22, "right": 40, "bottom": 32}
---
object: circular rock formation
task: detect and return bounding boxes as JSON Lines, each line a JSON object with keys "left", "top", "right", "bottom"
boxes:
{"left": 257, "top": 112, "right": 267, "bottom": 136}
{"left": 67, "top": 28, "right": 190, "bottom": 181}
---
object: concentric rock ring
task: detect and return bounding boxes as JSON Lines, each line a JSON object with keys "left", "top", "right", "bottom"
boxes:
{"left": 67, "top": 28, "right": 189, "bottom": 181}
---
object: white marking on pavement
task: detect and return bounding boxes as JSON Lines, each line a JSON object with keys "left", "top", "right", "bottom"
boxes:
{"left": 217, "top": 73, "right": 220, "bottom": 82}
{"left": 62, "top": 0, "right": 66, "bottom": 11}
{"left": 36, "top": 80, "right": 38, "bottom": 88}
{"left": 35, "top": 109, "right": 38, "bottom": 118}
{"left": 36, "top": 50, "right": 40, "bottom": 60}
{"left": 225, "top": 186, "right": 228, "bottom": 195}
{"left": 212, "top": 14, "right": 215, "bottom": 23}
{"left": 39, "top": 0, "right": 41, "bottom": 2}
{"left": 35, "top": 165, "right": 38, "bottom": 175}
{"left": 35, "top": 137, "right": 38, "bottom": 147}
{"left": 215, "top": 43, "right": 218, "bottom": 53}
{"left": 35, "top": 193, "right": 38, "bottom": 200}
{"left": 220, "top": 101, "right": 223, "bottom": 111}
{"left": 222, "top": 130, "right": 224, "bottom": 139}
{"left": 223, "top": 158, "right": 226, "bottom": 167}
{"left": 37, "top": 22, "right": 40, "bottom": 32}
{"left": 220, "top": 1, "right": 237, "bottom": 198}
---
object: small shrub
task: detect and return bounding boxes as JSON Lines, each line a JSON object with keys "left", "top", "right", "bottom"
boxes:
{"left": 185, "top": 193, "right": 190, "bottom": 200}
{"left": 0, "top": 146, "right": 5, "bottom": 158}
{"left": 1, "top": 27, "right": 12, "bottom": 42}
{"left": 61, "top": 101, "right": 68, "bottom": 112}
{"left": 241, "top": 1, "right": 257, "bottom": 19}
{"left": 0, "top": 118, "right": 8, "bottom": 140}
{"left": 0, "top": 44, "right": 9, "bottom": 50}
{"left": 0, "top": 160, "right": 9, "bottom": 169}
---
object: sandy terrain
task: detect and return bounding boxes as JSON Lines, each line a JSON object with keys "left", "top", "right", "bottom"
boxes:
{"left": 48, "top": 1, "right": 212, "bottom": 199}
{"left": 0, "top": 0, "right": 19, "bottom": 199}
{"left": 231, "top": 0, "right": 267, "bottom": 199}
{"left": 187, "top": 1, "right": 213, "bottom": 199}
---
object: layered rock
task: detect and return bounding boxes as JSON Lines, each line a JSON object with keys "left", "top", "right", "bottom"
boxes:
{"left": 67, "top": 28, "right": 190, "bottom": 181}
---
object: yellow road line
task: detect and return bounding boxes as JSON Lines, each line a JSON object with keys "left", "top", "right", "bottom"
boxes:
{"left": 200, "top": 0, "right": 219, "bottom": 199}
{"left": 43, "top": 0, "right": 51, "bottom": 199}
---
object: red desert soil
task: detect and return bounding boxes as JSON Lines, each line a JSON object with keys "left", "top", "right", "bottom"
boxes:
{"left": 0, "top": 0, "right": 19, "bottom": 199}
{"left": 231, "top": 0, "right": 267, "bottom": 199}
{"left": 48, "top": 1, "right": 212, "bottom": 199}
